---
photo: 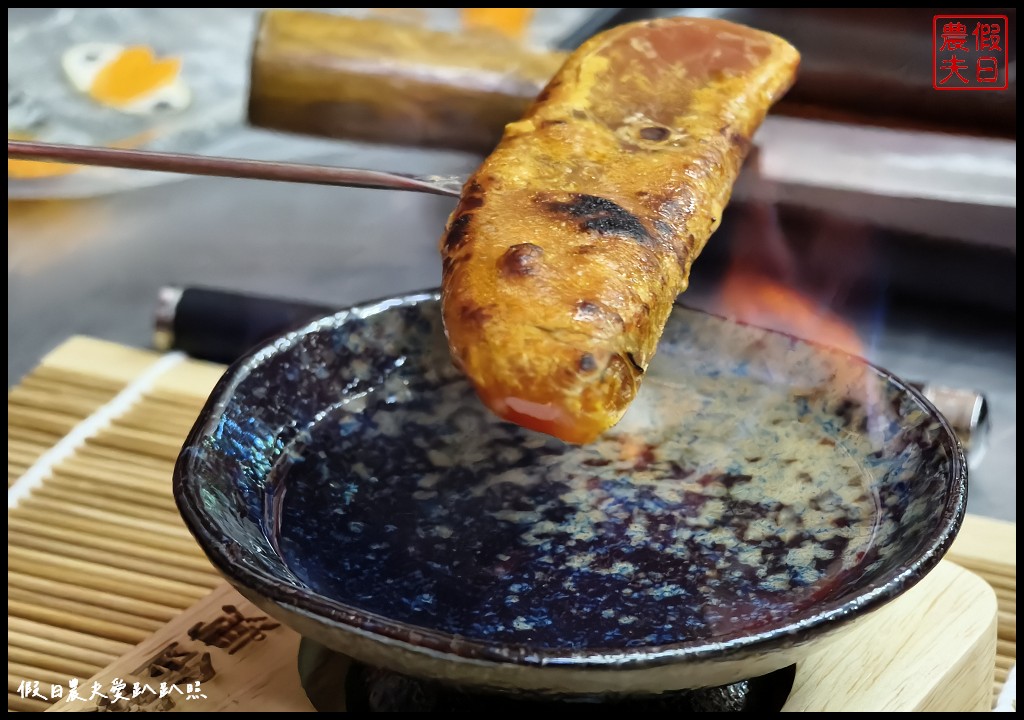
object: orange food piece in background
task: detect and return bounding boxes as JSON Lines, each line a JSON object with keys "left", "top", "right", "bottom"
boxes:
{"left": 7, "top": 132, "right": 80, "bottom": 179}
{"left": 7, "top": 156, "right": 81, "bottom": 179}
{"left": 460, "top": 8, "right": 534, "bottom": 40}
{"left": 8, "top": 131, "right": 156, "bottom": 180}
{"left": 88, "top": 46, "right": 181, "bottom": 107}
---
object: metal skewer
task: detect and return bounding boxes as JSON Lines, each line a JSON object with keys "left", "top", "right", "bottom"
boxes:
{"left": 7, "top": 140, "right": 465, "bottom": 198}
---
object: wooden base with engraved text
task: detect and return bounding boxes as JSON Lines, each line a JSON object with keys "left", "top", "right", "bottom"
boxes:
{"left": 47, "top": 560, "right": 995, "bottom": 712}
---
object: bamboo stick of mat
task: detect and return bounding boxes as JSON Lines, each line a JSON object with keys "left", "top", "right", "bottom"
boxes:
{"left": 7, "top": 630, "right": 120, "bottom": 667}
{"left": 8, "top": 572, "right": 179, "bottom": 622}
{"left": 7, "top": 338, "right": 221, "bottom": 711}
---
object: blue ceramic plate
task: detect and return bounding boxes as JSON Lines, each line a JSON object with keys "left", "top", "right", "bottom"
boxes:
{"left": 173, "top": 291, "right": 966, "bottom": 694}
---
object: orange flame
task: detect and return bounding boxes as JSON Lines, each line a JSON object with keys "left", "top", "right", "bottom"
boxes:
{"left": 719, "top": 268, "right": 863, "bottom": 357}
{"left": 714, "top": 190, "right": 869, "bottom": 359}
{"left": 713, "top": 197, "right": 885, "bottom": 435}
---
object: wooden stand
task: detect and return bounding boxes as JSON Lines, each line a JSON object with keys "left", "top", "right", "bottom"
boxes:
{"left": 47, "top": 560, "right": 996, "bottom": 712}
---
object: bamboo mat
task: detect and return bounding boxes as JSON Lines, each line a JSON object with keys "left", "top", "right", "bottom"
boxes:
{"left": 6, "top": 336, "right": 1017, "bottom": 712}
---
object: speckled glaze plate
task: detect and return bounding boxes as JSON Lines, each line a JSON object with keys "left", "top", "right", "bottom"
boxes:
{"left": 173, "top": 291, "right": 966, "bottom": 695}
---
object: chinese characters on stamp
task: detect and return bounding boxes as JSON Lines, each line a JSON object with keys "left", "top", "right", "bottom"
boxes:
{"left": 933, "top": 15, "right": 1009, "bottom": 90}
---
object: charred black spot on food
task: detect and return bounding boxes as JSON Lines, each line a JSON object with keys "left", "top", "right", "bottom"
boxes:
{"left": 571, "top": 109, "right": 588, "bottom": 120}
{"left": 654, "top": 220, "right": 674, "bottom": 239}
{"left": 626, "top": 352, "right": 645, "bottom": 374}
{"left": 636, "top": 191, "right": 649, "bottom": 198}
{"left": 574, "top": 300, "right": 602, "bottom": 318}
{"left": 543, "top": 194, "right": 652, "bottom": 244}
{"left": 459, "top": 302, "right": 492, "bottom": 325}
{"left": 444, "top": 251, "right": 473, "bottom": 273}
{"left": 639, "top": 126, "right": 671, "bottom": 141}
{"left": 444, "top": 214, "right": 473, "bottom": 253}
{"left": 574, "top": 244, "right": 600, "bottom": 255}
{"left": 459, "top": 182, "right": 485, "bottom": 211}
{"left": 578, "top": 353, "right": 598, "bottom": 373}
{"left": 498, "top": 243, "right": 544, "bottom": 277}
